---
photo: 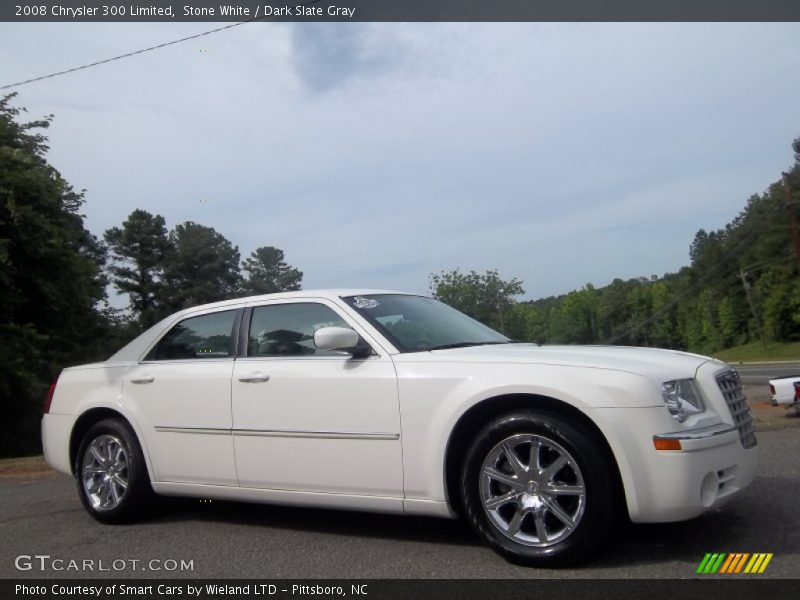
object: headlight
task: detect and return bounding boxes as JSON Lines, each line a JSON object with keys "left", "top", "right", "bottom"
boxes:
{"left": 662, "top": 379, "right": 705, "bottom": 422}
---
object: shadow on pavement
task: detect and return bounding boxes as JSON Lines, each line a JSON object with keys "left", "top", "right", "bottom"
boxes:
{"left": 143, "top": 474, "right": 800, "bottom": 569}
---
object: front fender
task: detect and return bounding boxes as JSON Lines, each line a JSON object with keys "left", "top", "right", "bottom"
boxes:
{"left": 394, "top": 361, "right": 657, "bottom": 514}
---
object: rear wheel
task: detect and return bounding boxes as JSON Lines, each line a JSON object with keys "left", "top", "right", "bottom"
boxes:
{"left": 460, "top": 411, "right": 617, "bottom": 566}
{"left": 75, "top": 419, "right": 151, "bottom": 523}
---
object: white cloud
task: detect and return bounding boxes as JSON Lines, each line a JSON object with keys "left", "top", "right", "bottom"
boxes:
{"left": 2, "top": 22, "right": 799, "bottom": 304}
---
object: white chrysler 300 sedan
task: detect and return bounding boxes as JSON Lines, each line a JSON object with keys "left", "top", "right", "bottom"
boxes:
{"left": 42, "top": 290, "right": 758, "bottom": 565}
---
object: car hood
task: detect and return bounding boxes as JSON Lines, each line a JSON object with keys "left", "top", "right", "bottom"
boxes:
{"left": 409, "top": 343, "right": 723, "bottom": 380}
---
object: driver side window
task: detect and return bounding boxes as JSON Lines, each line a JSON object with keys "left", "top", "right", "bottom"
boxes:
{"left": 248, "top": 303, "right": 350, "bottom": 358}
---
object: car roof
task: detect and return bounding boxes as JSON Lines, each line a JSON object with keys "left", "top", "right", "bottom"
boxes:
{"left": 106, "top": 289, "right": 419, "bottom": 364}
{"left": 176, "top": 289, "right": 414, "bottom": 314}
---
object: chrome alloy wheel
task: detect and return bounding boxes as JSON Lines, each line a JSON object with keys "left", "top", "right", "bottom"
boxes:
{"left": 479, "top": 433, "right": 586, "bottom": 547}
{"left": 81, "top": 434, "right": 129, "bottom": 511}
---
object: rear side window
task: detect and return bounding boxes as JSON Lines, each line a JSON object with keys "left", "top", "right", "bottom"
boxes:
{"left": 146, "top": 310, "right": 237, "bottom": 360}
{"left": 248, "top": 303, "right": 349, "bottom": 357}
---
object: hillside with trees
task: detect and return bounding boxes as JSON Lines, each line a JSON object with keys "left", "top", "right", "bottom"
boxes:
{"left": 432, "top": 138, "right": 800, "bottom": 354}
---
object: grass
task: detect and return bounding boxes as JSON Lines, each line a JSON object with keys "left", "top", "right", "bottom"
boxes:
{"left": 0, "top": 455, "right": 53, "bottom": 478}
{"left": 713, "top": 341, "right": 800, "bottom": 363}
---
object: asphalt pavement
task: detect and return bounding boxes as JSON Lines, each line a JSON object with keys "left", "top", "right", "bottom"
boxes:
{"left": 1, "top": 427, "right": 798, "bottom": 580}
{"left": 732, "top": 362, "right": 800, "bottom": 384}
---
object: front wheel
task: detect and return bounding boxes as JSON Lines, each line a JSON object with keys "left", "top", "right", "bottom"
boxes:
{"left": 75, "top": 418, "right": 152, "bottom": 523}
{"left": 460, "top": 411, "right": 617, "bottom": 566}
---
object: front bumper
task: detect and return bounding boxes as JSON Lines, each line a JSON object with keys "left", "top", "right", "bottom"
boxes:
{"left": 595, "top": 407, "right": 758, "bottom": 523}
{"left": 653, "top": 422, "right": 739, "bottom": 451}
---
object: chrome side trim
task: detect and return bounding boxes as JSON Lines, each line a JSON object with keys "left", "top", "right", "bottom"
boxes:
{"left": 654, "top": 423, "right": 736, "bottom": 441}
{"left": 154, "top": 426, "right": 230, "bottom": 436}
{"left": 154, "top": 426, "right": 399, "bottom": 440}
{"left": 232, "top": 429, "right": 399, "bottom": 440}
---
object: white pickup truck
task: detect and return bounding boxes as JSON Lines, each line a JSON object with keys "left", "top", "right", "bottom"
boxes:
{"left": 770, "top": 375, "right": 800, "bottom": 414}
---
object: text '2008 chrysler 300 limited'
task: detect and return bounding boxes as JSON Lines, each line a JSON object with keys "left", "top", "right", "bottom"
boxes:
{"left": 42, "top": 290, "right": 757, "bottom": 566}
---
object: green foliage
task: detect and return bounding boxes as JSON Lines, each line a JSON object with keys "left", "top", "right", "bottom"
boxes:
{"left": 549, "top": 285, "right": 601, "bottom": 344}
{"left": 505, "top": 303, "right": 548, "bottom": 343}
{"left": 713, "top": 340, "right": 800, "bottom": 362}
{"left": 429, "top": 269, "right": 524, "bottom": 334}
{"left": 0, "top": 94, "right": 111, "bottom": 456}
{"left": 756, "top": 268, "right": 800, "bottom": 342}
{"left": 162, "top": 221, "right": 242, "bottom": 310}
{"left": 241, "top": 246, "right": 303, "bottom": 295}
{"left": 104, "top": 209, "right": 171, "bottom": 327}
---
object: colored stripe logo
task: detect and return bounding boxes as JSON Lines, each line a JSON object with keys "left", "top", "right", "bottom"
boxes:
{"left": 696, "top": 553, "right": 773, "bottom": 574}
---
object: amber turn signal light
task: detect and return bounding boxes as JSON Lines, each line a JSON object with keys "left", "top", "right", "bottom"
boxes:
{"left": 653, "top": 438, "right": 682, "bottom": 451}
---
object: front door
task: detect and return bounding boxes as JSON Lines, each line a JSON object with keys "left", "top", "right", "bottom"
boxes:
{"left": 231, "top": 299, "right": 402, "bottom": 496}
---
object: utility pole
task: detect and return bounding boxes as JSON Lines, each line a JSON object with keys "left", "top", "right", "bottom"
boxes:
{"left": 738, "top": 267, "right": 768, "bottom": 349}
{"left": 497, "top": 286, "right": 505, "bottom": 334}
{"left": 784, "top": 173, "right": 800, "bottom": 268}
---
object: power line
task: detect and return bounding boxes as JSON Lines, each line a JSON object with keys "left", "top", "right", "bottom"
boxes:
{"left": 2, "top": 23, "right": 246, "bottom": 90}
{"left": 1, "top": 0, "right": 323, "bottom": 91}
{"left": 602, "top": 198, "right": 784, "bottom": 344}
{"left": 740, "top": 250, "right": 794, "bottom": 273}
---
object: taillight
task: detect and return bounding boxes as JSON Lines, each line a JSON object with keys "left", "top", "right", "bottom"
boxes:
{"left": 794, "top": 382, "right": 800, "bottom": 401}
{"left": 43, "top": 378, "right": 58, "bottom": 414}
{"left": 769, "top": 384, "right": 776, "bottom": 395}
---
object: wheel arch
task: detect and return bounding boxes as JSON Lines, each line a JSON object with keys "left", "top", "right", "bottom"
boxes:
{"left": 443, "top": 393, "right": 627, "bottom": 519}
{"left": 69, "top": 407, "right": 154, "bottom": 480}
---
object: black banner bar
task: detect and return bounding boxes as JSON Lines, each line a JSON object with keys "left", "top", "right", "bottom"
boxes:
{"left": 3, "top": 0, "right": 800, "bottom": 23}
{"left": 4, "top": 579, "right": 800, "bottom": 600}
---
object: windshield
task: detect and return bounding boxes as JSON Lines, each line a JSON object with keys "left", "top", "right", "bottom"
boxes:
{"left": 342, "top": 294, "right": 510, "bottom": 353}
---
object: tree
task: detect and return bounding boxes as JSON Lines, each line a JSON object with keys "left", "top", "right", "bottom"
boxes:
{"left": 162, "top": 222, "right": 241, "bottom": 310}
{"left": 549, "top": 285, "right": 600, "bottom": 344}
{"left": 0, "top": 94, "right": 108, "bottom": 456}
{"left": 429, "top": 269, "right": 524, "bottom": 333}
{"left": 649, "top": 280, "right": 679, "bottom": 348}
{"left": 505, "top": 303, "right": 548, "bottom": 343}
{"left": 241, "top": 246, "right": 303, "bottom": 295}
{"left": 104, "top": 209, "right": 171, "bottom": 326}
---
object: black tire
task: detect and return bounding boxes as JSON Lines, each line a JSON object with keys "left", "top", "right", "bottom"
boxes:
{"left": 75, "top": 418, "right": 152, "bottom": 524}
{"left": 460, "top": 410, "right": 617, "bottom": 567}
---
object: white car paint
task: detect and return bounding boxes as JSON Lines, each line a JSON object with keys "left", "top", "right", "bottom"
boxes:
{"left": 42, "top": 289, "right": 758, "bottom": 526}
{"left": 770, "top": 375, "right": 800, "bottom": 412}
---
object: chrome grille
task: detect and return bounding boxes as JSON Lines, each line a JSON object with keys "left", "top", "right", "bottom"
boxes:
{"left": 716, "top": 370, "right": 757, "bottom": 449}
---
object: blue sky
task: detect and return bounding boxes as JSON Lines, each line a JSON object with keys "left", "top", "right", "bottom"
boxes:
{"left": 2, "top": 22, "right": 799, "bottom": 306}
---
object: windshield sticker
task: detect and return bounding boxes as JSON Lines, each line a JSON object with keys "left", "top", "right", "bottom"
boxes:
{"left": 353, "top": 296, "right": 379, "bottom": 309}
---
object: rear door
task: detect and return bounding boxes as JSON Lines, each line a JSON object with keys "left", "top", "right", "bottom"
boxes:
{"left": 122, "top": 307, "right": 241, "bottom": 486}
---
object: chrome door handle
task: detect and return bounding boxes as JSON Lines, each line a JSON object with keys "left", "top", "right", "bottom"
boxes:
{"left": 130, "top": 375, "right": 154, "bottom": 384}
{"left": 238, "top": 372, "right": 270, "bottom": 383}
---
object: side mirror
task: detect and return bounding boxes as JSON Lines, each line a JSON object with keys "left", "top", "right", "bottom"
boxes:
{"left": 313, "top": 327, "right": 371, "bottom": 357}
